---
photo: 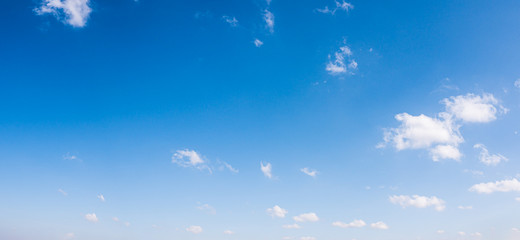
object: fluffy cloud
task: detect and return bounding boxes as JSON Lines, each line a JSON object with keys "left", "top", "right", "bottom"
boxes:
{"left": 264, "top": 10, "right": 274, "bottom": 33}
{"left": 261, "top": 162, "right": 273, "bottom": 179}
{"left": 222, "top": 15, "right": 238, "bottom": 27}
{"left": 97, "top": 194, "right": 105, "bottom": 202}
{"left": 35, "top": 0, "right": 92, "bottom": 27}
{"left": 370, "top": 221, "right": 389, "bottom": 230}
{"left": 317, "top": 1, "right": 354, "bottom": 15}
{"left": 85, "top": 213, "right": 98, "bottom": 223}
{"left": 389, "top": 195, "right": 446, "bottom": 211}
{"left": 469, "top": 179, "right": 520, "bottom": 194}
{"left": 474, "top": 144, "right": 508, "bottom": 166}
{"left": 282, "top": 224, "right": 302, "bottom": 229}
{"left": 301, "top": 168, "right": 318, "bottom": 177}
{"left": 381, "top": 93, "right": 505, "bottom": 161}
{"left": 186, "top": 225, "right": 203, "bottom": 234}
{"left": 254, "top": 39, "right": 264, "bottom": 47}
{"left": 267, "top": 205, "right": 288, "bottom": 218}
{"left": 293, "top": 213, "right": 319, "bottom": 222}
{"left": 326, "top": 45, "right": 357, "bottom": 75}
{"left": 332, "top": 220, "right": 366, "bottom": 228}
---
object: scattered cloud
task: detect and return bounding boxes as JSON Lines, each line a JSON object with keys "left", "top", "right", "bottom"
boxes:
{"left": 458, "top": 206, "right": 473, "bottom": 210}
{"left": 300, "top": 237, "right": 316, "bottom": 240}
{"left": 124, "top": 222, "right": 130, "bottom": 227}
{"left": 469, "top": 178, "right": 520, "bottom": 194}
{"left": 172, "top": 149, "right": 211, "bottom": 173}
{"left": 293, "top": 213, "right": 319, "bottom": 222}
{"left": 516, "top": 197, "right": 520, "bottom": 202}
{"left": 261, "top": 162, "right": 273, "bottom": 179}
{"left": 513, "top": 228, "right": 520, "bottom": 232}
{"left": 389, "top": 195, "right": 446, "bottom": 211}
{"left": 58, "top": 188, "right": 68, "bottom": 196}
{"left": 64, "top": 233, "right": 75, "bottom": 240}
{"left": 464, "top": 169, "right": 484, "bottom": 176}
{"left": 316, "top": 1, "right": 354, "bottom": 15}
{"left": 112, "top": 217, "right": 119, "bottom": 222}
{"left": 263, "top": 10, "right": 275, "bottom": 33}
{"left": 197, "top": 203, "right": 216, "bottom": 215}
{"left": 223, "top": 230, "right": 234, "bottom": 235}
{"left": 381, "top": 93, "right": 505, "bottom": 162}
{"left": 267, "top": 205, "right": 288, "bottom": 218}
{"left": 220, "top": 161, "right": 239, "bottom": 173}
{"left": 97, "top": 194, "right": 105, "bottom": 202}
{"left": 437, "top": 230, "right": 445, "bottom": 234}
{"left": 283, "top": 224, "right": 302, "bottom": 229}
{"left": 332, "top": 220, "right": 366, "bottom": 228}
{"left": 370, "top": 221, "right": 389, "bottom": 230}
{"left": 301, "top": 168, "right": 318, "bottom": 177}
{"left": 474, "top": 144, "right": 508, "bottom": 166}
{"left": 186, "top": 225, "right": 203, "bottom": 234}
{"left": 515, "top": 79, "right": 520, "bottom": 89}
{"left": 63, "top": 153, "right": 80, "bottom": 162}
{"left": 85, "top": 213, "right": 98, "bottom": 223}
{"left": 326, "top": 45, "right": 357, "bottom": 75}
{"left": 35, "top": 0, "right": 92, "bottom": 28}
{"left": 254, "top": 39, "right": 264, "bottom": 47}
{"left": 222, "top": 15, "right": 238, "bottom": 27}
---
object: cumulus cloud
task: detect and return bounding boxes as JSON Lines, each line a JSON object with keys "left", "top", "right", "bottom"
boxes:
{"left": 186, "top": 225, "right": 203, "bottom": 234}
{"left": 301, "top": 168, "right": 318, "bottom": 177}
{"left": 97, "top": 194, "right": 105, "bottom": 202}
{"left": 264, "top": 10, "right": 274, "bottom": 33}
{"left": 282, "top": 224, "right": 302, "bottom": 229}
{"left": 381, "top": 93, "right": 505, "bottom": 162}
{"left": 332, "top": 220, "right": 366, "bottom": 228}
{"left": 261, "top": 162, "right": 273, "bottom": 179}
{"left": 35, "top": 0, "right": 92, "bottom": 27}
{"left": 267, "top": 205, "right": 288, "bottom": 218}
{"left": 222, "top": 15, "right": 238, "bottom": 27}
{"left": 474, "top": 144, "right": 508, "bottom": 166}
{"left": 317, "top": 0, "right": 354, "bottom": 15}
{"left": 389, "top": 195, "right": 446, "bottom": 211}
{"left": 370, "top": 221, "right": 389, "bottom": 230}
{"left": 254, "top": 39, "right": 264, "bottom": 47}
{"left": 293, "top": 213, "right": 319, "bottom": 222}
{"left": 326, "top": 45, "right": 357, "bottom": 75}
{"left": 469, "top": 178, "right": 520, "bottom": 194}
{"left": 85, "top": 213, "right": 98, "bottom": 223}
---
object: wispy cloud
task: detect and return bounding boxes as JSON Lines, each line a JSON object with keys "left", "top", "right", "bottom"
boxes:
{"left": 197, "top": 203, "right": 216, "bottom": 215}
{"left": 316, "top": 1, "right": 354, "bottom": 15}
{"left": 58, "top": 188, "right": 68, "bottom": 196}
{"left": 97, "top": 194, "right": 105, "bottom": 202}
{"left": 171, "top": 149, "right": 210, "bottom": 172}
{"left": 222, "top": 15, "right": 238, "bottom": 27}
{"left": 474, "top": 144, "right": 508, "bottom": 166}
{"left": 35, "top": 0, "right": 92, "bottom": 28}
{"left": 186, "top": 225, "right": 203, "bottom": 234}
{"left": 254, "top": 39, "right": 264, "bottom": 47}
{"left": 332, "top": 220, "right": 366, "bottom": 228}
{"left": 300, "top": 167, "right": 318, "bottom": 177}
{"left": 326, "top": 44, "right": 357, "bottom": 75}
{"left": 282, "top": 223, "right": 301, "bottom": 229}
{"left": 263, "top": 10, "right": 275, "bottom": 33}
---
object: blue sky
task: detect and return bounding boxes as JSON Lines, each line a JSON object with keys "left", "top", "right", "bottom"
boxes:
{"left": 1, "top": 0, "right": 520, "bottom": 240}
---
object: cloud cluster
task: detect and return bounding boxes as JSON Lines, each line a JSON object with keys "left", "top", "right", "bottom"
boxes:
{"left": 35, "top": 0, "right": 92, "bottom": 27}
{"left": 326, "top": 45, "right": 357, "bottom": 75}
{"left": 381, "top": 93, "right": 505, "bottom": 161}
{"left": 222, "top": 15, "right": 238, "bottom": 27}
{"left": 469, "top": 178, "right": 520, "bottom": 194}
{"left": 389, "top": 195, "right": 446, "bottom": 211}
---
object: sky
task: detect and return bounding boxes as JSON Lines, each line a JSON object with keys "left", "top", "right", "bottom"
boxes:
{"left": 1, "top": 0, "right": 520, "bottom": 240}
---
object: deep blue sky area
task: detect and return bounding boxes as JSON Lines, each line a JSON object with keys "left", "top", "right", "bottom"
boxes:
{"left": 1, "top": 1, "right": 520, "bottom": 240}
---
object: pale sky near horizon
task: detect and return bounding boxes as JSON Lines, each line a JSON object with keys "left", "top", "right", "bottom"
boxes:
{"left": 1, "top": 1, "right": 520, "bottom": 240}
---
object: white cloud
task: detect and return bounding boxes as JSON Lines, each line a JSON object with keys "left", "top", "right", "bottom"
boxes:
{"left": 317, "top": 1, "right": 353, "bottom": 15}
{"left": 172, "top": 149, "right": 211, "bottom": 172}
{"left": 332, "top": 220, "right": 366, "bottom": 228}
{"left": 326, "top": 45, "right": 357, "bottom": 75}
{"left": 222, "top": 15, "right": 238, "bottom": 27}
{"left": 112, "top": 217, "right": 119, "bottom": 222}
{"left": 223, "top": 230, "right": 234, "bottom": 235}
{"left": 261, "top": 162, "right": 273, "bottom": 179}
{"left": 442, "top": 93, "right": 505, "bottom": 123}
{"left": 58, "top": 188, "right": 68, "bottom": 196}
{"left": 513, "top": 228, "right": 520, "bottom": 232}
{"left": 63, "top": 153, "right": 78, "bottom": 161}
{"left": 471, "top": 232, "right": 482, "bottom": 237}
{"left": 457, "top": 205, "right": 473, "bottom": 210}
{"left": 469, "top": 178, "right": 520, "bottom": 194}
{"left": 515, "top": 79, "right": 520, "bottom": 88}
{"left": 370, "top": 221, "right": 389, "bottom": 230}
{"left": 254, "top": 39, "right": 264, "bottom": 47}
{"left": 464, "top": 169, "right": 484, "bottom": 176}
{"left": 301, "top": 168, "right": 318, "bottom": 177}
{"left": 381, "top": 93, "right": 505, "bottom": 162}
{"left": 267, "top": 205, "right": 288, "bottom": 218}
{"left": 85, "top": 213, "right": 98, "bottom": 223}
{"left": 282, "top": 224, "right": 301, "bottom": 229}
{"left": 300, "top": 237, "right": 316, "bottom": 240}
{"left": 437, "top": 230, "right": 445, "bottom": 234}
{"left": 264, "top": 10, "right": 275, "bottom": 33}
{"left": 516, "top": 197, "right": 520, "bottom": 202}
{"left": 293, "top": 213, "right": 319, "bottom": 222}
{"left": 64, "top": 233, "right": 75, "bottom": 240}
{"left": 221, "top": 161, "right": 239, "bottom": 173}
{"left": 35, "top": 0, "right": 92, "bottom": 27}
{"left": 389, "top": 195, "right": 446, "bottom": 211}
{"left": 197, "top": 203, "right": 216, "bottom": 215}
{"left": 458, "top": 232, "right": 466, "bottom": 236}
{"left": 97, "top": 194, "right": 105, "bottom": 202}
{"left": 474, "top": 144, "right": 508, "bottom": 166}
{"left": 186, "top": 225, "right": 203, "bottom": 234}
{"left": 124, "top": 222, "right": 130, "bottom": 227}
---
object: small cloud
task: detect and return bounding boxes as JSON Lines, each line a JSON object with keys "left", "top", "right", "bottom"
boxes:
{"left": 300, "top": 237, "right": 316, "bottom": 240}
{"left": 197, "top": 203, "right": 216, "bottom": 215}
{"left": 85, "top": 213, "right": 98, "bottom": 223}
{"left": 221, "top": 161, "right": 239, "bottom": 173}
{"left": 172, "top": 149, "right": 211, "bottom": 173}
{"left": 64, "top": 233, "right": 75, "bottom": 240}
{"left": 97, "top": 194, "right": 105, "bottom": 202}
{"left": 63, "top": 153, "right": 80, "bottom": 162}
{"left": 332, "top": 220, "right": 366, "bottom": 228}
{"left": 223, "top": 230, "right": 234, "bottom": 235}
{"left": 254, "top": 39, "right": 264, "bottom": 47}
{"left": 112, "top": 217, "right": 119, "bottom": 222}
{"left": 515, "top": 79, "right": 520, "bottom": 89}
{"left": 222, "top": 15, "right": 238, "bottom": 27}
{"left": 263, "top": 9, "right": 275, "bottom": 33}
{"left": 326, "top": 45, "right": 357, "bottom": 75}
{"left": 300, "top": 168, "right": 318, "bottom": 177}
{"left": 370, "top": 221, "right": 389, "bottom": 230}
{"left": 261, "top": 162, "right": 273, "bottom": 179}
{"left": 316, "top": 1, "right": 353, "bottom": 15}
{"left": 474, "top": 144, "right": 508, "bottom": 166}
{"left": 58, "top": 188, "right": 68, "bottom": 196}
{"left": 282, "top": 224, "right": 301, "bottom": 229}
{"left": 458, "top": 205, "right": 473, "bottom": 210}
{"left": 293, "top": 213, "right": 319, "bottom": 222}
{"left": 469, "top": 178, "right": 520, "bottom": 194}
{"left": 458, "top": 232, "right": 466, "bottom": 236}
{"left": 267, "top": 205, "right": 288, "bottom": 218}
{"left": 34, "top": 0, "right": 92, "bottom": 28}
{"left": 389, "top": 195, "right": 446, "bottom": 211}
{"left": 437, "top": 230, "right": 445, "bottom": 234}
{"left": 186, "top": 225, "right": 203, "bottom": 234}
